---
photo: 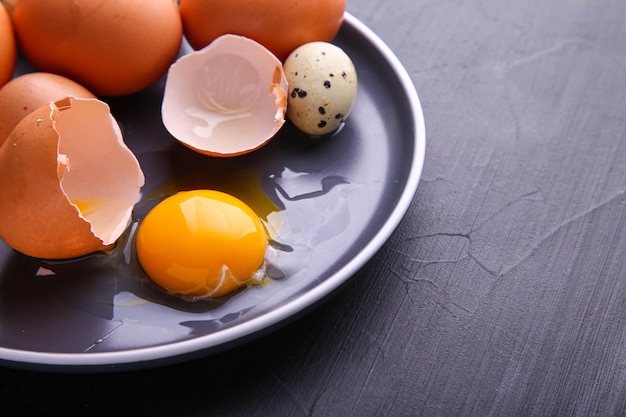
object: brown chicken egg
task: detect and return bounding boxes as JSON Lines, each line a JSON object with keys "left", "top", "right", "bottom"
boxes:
{"left": 161, "top": 34, "right": 288, "bottom": 157}
{"left": 179, "top": 0, "right": 345, "bottom": 61}
{"left": 11, "top": 0, "right": 183, "bottom": 96}
{"left": 0, "top": 2, "right": 16, "bottom": 88}
{"left": 0, "top": 72, "right": 95, "bottom": 146}
{"left": 0, "top": 96, "right": 145, "bottom": 259}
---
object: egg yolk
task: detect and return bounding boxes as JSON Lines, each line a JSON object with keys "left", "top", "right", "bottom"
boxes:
{"left": 136, "top": 190, "right": 268, "bottom": 299}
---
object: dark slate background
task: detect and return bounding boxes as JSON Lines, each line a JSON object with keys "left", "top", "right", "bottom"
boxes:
{"left": 1, "top": 0, "right": 625, "bottom": 415}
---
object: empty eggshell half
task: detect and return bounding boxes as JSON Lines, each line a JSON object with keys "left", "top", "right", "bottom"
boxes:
{"left": 161, "top": 34, "right": 288, "bottom": 157}
{"left": 0, "top": 96, "right": 145, "bottom": 259}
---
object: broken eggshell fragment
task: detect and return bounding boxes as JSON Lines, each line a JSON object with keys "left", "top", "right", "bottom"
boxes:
{"left": 161, "top": 34, "right": 288, "bottom": 157}
{"left": 0, "top": 72, "right": 96, "bottom": 146}
{"left": 0, "top": 96, "right": 145, "bottom": 259}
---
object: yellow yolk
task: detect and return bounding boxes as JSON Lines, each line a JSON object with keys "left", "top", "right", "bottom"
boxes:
{"left": 136, "top": 190, "right": 268, "bottom": 299}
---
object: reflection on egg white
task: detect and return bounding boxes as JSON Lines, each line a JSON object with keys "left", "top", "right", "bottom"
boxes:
{"left": 109, "top": 167, "right": 353, "bottom": 341}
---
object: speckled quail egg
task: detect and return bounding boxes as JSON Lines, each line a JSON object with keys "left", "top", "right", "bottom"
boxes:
{"left": 283, "top": 42, "right": 357, "bottom": 136}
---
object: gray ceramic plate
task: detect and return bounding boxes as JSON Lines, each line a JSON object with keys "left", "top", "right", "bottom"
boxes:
{"left": 0, "top": 13, "right": 425, "bottom": 371}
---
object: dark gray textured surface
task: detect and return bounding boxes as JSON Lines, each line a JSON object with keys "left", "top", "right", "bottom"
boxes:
{"left": 1, "top": 0, "right": 625, "bottom": 415}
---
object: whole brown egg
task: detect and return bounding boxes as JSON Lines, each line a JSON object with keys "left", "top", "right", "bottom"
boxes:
{"left": 0, "top": 2, "right": 16, "bottom": 88}
{"left": 12, "top": 0, "right": 183, "bottom": 96}
{"left": 179, "top": 0, "right": 345, "bottom": 61}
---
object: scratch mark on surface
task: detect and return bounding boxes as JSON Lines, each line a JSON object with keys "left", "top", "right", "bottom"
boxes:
{"left": 470, "top": 189, "right": 544, "bottom": 233}
{"left": 404, "top": 233, "right": 471, "bottom": 265}
{"left": 395, "top": 190, "right": 623, "bottom": 305}
{"left": 262, "top": 367, "right": 310, "bottom": 416}
{"left": 496, "top": 39, "right": 592, "bottom": 74}
{"left": 496, "top": 189, "right": 625, "bottom": 276}
{"left": 442, "top": 300, "right": 472, "bottom": 316}
{"left": 469, "top": 151, "right": 507, "bottom": 233}
{"left": 83, "top": 322, "right": 123, "bottom": 352}
{"left": 389, "top": 184, "right": 623, "bottom": 330}
{"left": 406, "top": 232, "right": 471, "bottom": 241}
{"left": 468, "top": 253, "right": 500, "bottom": 278}
{"left": 418, "top": 175, "right": 447, "bottom": 184}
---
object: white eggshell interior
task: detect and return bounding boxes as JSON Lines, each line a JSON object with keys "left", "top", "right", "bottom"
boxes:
{"left": 162, "top": 34, "right": 288, "bottom": 155}
{"left": 52, "top": 96, "right": 145, "bottom": 244}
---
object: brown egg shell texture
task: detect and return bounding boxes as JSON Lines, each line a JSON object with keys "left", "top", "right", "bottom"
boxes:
{"left": 0, "top": 96, "right": 144, "bottom": 259}
{"left": 0, "top": 72, "right": 95, "bottom": 146}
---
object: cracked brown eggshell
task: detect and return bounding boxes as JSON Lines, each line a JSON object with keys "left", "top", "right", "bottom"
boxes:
{"left": 0, "top": 96, "right": 145, "bottom": 259}
{"left": 0, "top": 72, "right": 95, "bottom": 146}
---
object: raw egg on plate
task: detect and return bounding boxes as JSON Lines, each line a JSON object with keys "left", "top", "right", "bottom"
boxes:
{"left": 136, "top": 190, "right": 268, "bottom": 300}
{"left": 11, "top": 0, "right": 183, "bottom": 96}
{"left": 179, "top": 0, "right": 345, "bottom": 61}
{"left": 161, "top": 34, "right": 288, "bottom": 157}
{"left": 0, "top": 2, "right": 16, "bottom": 88}
{"left": 0, "top": 72, "right": 95, "bottom": 146}
{"left": 0, "top": 96, "right": 145, "bottom": 259}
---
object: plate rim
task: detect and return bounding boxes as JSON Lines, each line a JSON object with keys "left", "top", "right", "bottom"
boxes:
{"left": 0, "top": 12, "right": 426, "bottom": 371}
